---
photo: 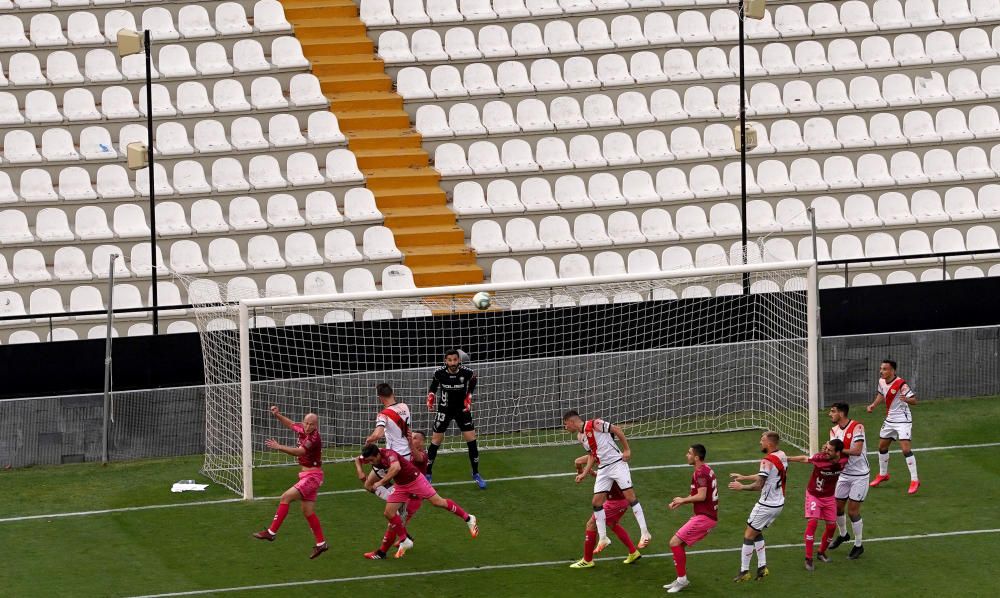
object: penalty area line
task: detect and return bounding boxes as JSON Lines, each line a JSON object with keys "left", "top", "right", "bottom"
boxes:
{"left": 2, "top": 441, "right": 999, "bottom": 525}
{"left": 127, "top": 528, "right": 1000, "bottom": 597}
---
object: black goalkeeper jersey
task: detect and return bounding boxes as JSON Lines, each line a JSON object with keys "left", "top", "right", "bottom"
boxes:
{"left": 429, "top": 366, "right": 478, "bottom": 411}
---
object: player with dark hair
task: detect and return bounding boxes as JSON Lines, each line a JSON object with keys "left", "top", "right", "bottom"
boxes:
{"left": 663, "top": 444, "right": 718, "bottom": 593}
{"left": 360, "top": 443, "right": 478, "bottom": 560}
{"left": 569, "top": 455, "right": 642, "bottom": 569}
{"left": 828, "top": 402, "right": 869, "bottom": 559}
{"left": 868, "top": 359, "right": 920, "bottom": 494}
{"left": 426, "top": 349, "right": 486, "bottom": 488}
{"left": 787, "top": 439, "right": 848, "bottom": 570}
{"left": 563, "top": 410, "right": 652, "bottom": 551}
{"left": 367, "top": 383, "right": 412, "bottom": 460}
{"left": 356, "top": 431, "right": 430, "bottom": 552}
{"left": 728, "top": 431, "right": 787, "bottom": 582}
{"left": 252, "top": 406, "right": 328, "bottom": 559}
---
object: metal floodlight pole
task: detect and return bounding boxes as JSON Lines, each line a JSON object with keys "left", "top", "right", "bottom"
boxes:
{"left": 102, "top": 253, "right": 118, "bottom": 464}
{"left": 144, "top": 29, "right": 159, "bottom": 335}
{"left": 739, "top": 0, "right": 749, "bottom": 295}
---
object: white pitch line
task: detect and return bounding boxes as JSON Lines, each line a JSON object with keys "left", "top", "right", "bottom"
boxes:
{"left": 127, "top": 527, "right": 1000, "bottom": 598}
{"left": 3, "top": 441, "right": 998, "bottom": 525}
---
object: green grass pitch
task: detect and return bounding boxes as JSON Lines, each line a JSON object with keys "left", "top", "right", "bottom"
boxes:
{"left": 2, "top": 397, "right": 999, "bottom": 597}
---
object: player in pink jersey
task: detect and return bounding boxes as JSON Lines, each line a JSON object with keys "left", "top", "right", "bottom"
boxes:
{"left": 252, "top": 406, "right": 328, "bottom": 560}
{"left": 355, "top": 431, "right": 430, "bottom": 550}
{"left": 867, "top": 359, "right": 921, "bottom": 494}
{"left": 569, "top": 455, "right": 641, "bottom": 569}
{"left": 360, "top": 444, "right": 478, "bottom": 560}
{"left": 787, "top": 439, "right": 847, "bottom": 571}
{"left": 663, "top": 444, "right": 718, "bottom": 593}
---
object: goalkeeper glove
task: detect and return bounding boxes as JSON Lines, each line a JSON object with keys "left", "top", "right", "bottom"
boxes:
{"left": 427, "top": 392, "right": 435, "bottom": 411}
{"left": 463, "top": 394, "right": 472, "bottom": 412}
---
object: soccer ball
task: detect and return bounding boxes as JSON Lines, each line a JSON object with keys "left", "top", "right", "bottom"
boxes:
{"left": 471, "top": 291, "right": 492, "bottom": 310}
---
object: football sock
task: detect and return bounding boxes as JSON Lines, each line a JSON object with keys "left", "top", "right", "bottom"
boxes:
{"left": 671, "top": 545, "right": 687, "bottom": 577}
{"left": 305, "top": 513, "right": 325, "bottom": 545}
{"left": 612, "top": 524, "right": 636, "bottom": 553}
{"left": 405, "top": 497, "right": 422, "bottom": 522}
{"left": 836, "top": 513, "right": 847, "bottom": 537}
{"left": 878, "top": 450, "right": 890, "bottom": 476}
{"left": 374, "top": 485, "right": 391, "bottom": 500}
{"left": 426, "top": 442, "right": 440, "bottom": 475}
{"left": 820, "top": 523, "right": 837, "bottom": 552}
{"left": 388, "top": 515, "right": 408, "bottom": 542}
{"left": 593, "top": 506, "right": 608, "bottom": 539}
{"left": 583, "top": 530, "right": 597, "bottom": 562}
{"left": 804, "top": 519, "right": 819, "bottom": 559}
{"left": 630, "top": 501, "right": 649, "bottom": 536}
{"left": 378, "top": 525, "right": 396, "bottom": 553}
{"left": 467, "top": 440, "right": 480, "bottom": 475}
{"left": 740, "top": 539, "right": 754, "bottom": 571}
{"left": 904, "top": 451, "right": 918, "bottom": 481}
{"left": 268, "top": 503, "right": 289, "bottom": 535}
{"left": 850, "top": 515, "right": 863, "bottom": 546}
{"left": 754, "top": 537, "right": 767, "bottom": 567}
{"left": 445, "top": 499, "right": 468, "bottom": 520}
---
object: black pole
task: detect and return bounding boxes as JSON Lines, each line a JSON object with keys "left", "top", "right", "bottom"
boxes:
{"left": 739, "top": 1, "right": 749, "bottom": 295}
{"left": 145, "top": 29, "right": 158, "bottom": 335}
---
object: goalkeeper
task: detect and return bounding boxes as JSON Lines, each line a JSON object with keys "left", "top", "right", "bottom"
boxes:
{"left": 425, "top": 349, "right": 486, "bottom": 489}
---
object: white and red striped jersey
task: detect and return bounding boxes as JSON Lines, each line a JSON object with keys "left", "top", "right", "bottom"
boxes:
{"left": 578, "top": 418, "right": 623, "bottom": 466}
{"left": 830, "top": 420, "right": 869, "bottom": 476}
{"left": 375, "top": 402, "right": 411, "bottom": 458}
{"left": 757, "top": 450, "right": 788, "bottom": 507}
{"left": 877, "top": 376, "right": 915, "bottom": 423}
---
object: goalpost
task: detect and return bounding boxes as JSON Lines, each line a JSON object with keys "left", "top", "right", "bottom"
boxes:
{"left": 188, "top": 260, "right": 819, "bottom": 499}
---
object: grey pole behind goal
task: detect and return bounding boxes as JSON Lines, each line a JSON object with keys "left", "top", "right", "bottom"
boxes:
{"left": 102, "top": 253, "right": 118, "bottom": 464}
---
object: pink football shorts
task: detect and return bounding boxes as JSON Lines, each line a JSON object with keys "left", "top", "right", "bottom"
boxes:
{"left": 676, "top": 514, "right": 718, "bottom": 547}
{"left": 599, "top": 498, "right": 630, "bottom": 526}
{"left": 387, "top": 475, "right": 437, "bottom": 503}
{"left": 805, "top": 493, "right": 837, "bottom": 522}
{"left": 294, "top": 470, "right": 324, "bottom": 502}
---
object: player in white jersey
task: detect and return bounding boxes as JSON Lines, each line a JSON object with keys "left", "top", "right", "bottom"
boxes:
{"left": 563, "top": 410, "right": 652, "bottom": 551}
{"left": 366, "top": 383, "right": 413, "bottom": 460}
{"left": 827, "top": 402, "right": 868, "bottom": 560}
{"left": 728, "top": 431, "right": 788, "bottom": 582}
{"left": 867, "top": 359, "right": 920, "bottom": 494}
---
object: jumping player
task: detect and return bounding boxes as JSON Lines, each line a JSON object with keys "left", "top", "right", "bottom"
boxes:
{"left": 366, "top": 383, "right": 412, "bottom": 459}
{"left": 569, "top": 455, "right": 641, "bottom": 569}
{"left": 361, "top": 443, "right": 478, "bottom": 560}
{"left": 426, "top": 349, "right": 486, "bottom": 488}
{"left": 252, "top": 407, "right": 328, "bottom": 559}
{"left": 728, "top": 431, "right": 787, "bottom": 582}
{"left": 563, "top": 410, "right": 652, "bottom": 550}
{"left": 828, "top": 402, "right": 868, "bottom": 560}
{"left": 663, "top": 444, "right": 719, "bottom": 593}
{"left": 867, "top": 359, "right": 920, "bottom": 494}
{"left": 787, "top": 439, "right": 847, "bottom": 570}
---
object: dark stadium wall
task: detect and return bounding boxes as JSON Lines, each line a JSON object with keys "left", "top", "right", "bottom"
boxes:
{"left": 1, "top": 277, "right": 998, "bottom": 400}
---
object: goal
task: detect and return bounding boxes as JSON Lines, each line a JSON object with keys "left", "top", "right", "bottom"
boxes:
{"left": 188, "top": 261, "right": 819, "bottom": 499}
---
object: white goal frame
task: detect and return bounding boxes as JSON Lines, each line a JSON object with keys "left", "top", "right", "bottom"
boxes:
{"left": 230, "top": 261, "right": 819, "bottom": 500}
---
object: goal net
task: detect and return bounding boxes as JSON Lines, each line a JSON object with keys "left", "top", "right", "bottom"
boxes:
{"left": 185, "top": 261, "right": 818, "bottom": 498}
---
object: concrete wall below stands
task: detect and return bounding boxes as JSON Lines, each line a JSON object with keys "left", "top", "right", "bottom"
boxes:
{"left": 2, "top": 325, "right": 997, "bottom": 468}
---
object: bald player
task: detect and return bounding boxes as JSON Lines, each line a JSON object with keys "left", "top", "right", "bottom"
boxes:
{"left": 253, "top": 406, "right": 328, "bottom": 560}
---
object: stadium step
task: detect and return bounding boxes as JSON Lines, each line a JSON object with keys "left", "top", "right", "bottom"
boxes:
{"left": 383, "top": 206, "right": 458, "bottom": 228}
{"left": 281, "top": 0, "right": 358, "bottom": 19}
{"left": 337, "top": 110, "right": 413, "bottom": 131}
{"left": 353, "top": 147, "right": 429, "bottom": 169}
{"left": 310, "top": 55, "right": 385, "bottom": 77}
{"left": 299, "top": 36, "right": 374, "bottom": 57}
{"left": 347, "top": 128, "right": 422, "bottom": 150}
{"left": 289, "top": 17, "right": 367, "bottom": 38}
{"left": 327, "top": 92, "right": 403, "bottom": 113}
{"left": 281, "top": 0, "right": 484, "bottom": 287}
{"left": 317, "top": 71, "right": 392, "bottom": 94}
